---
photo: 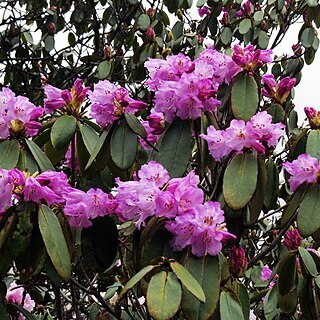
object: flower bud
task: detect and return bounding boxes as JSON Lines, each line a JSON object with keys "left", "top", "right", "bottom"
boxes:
{"left": 103, "top": 45, "right": 112, "bottom": 60}
{"left": 305, "top": 107, "right": 320, "bottom": 129}
{"left": 283, "top": 227, "right": 302, "bottom": 250}
{"left": 10, "top": 119, "right": 25, "bottom": 136}
{"left": 147, "top": 8, "right": 155, "bottom": 19}
{"left": 229, "top": 246, "right": 248, "bottom": 277}
{"left": 292, "top": 43, "right": 303, "bottom": 56}
{"left": 161, "top": 48, "right": 171, "bottom": 58}
{"left": 146, "top": 27, "right": 156, "bottom": 42}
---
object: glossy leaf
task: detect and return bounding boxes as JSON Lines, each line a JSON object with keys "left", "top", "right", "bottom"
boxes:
{"left": 170, "top": 261, "right": 205, "bottom": 303}
{"left": 110, "top": 121, "right": 137, "bottom": 170}
{"left": 137, "top": 14, "right": 150, "bottom": 31}
{"left": 231, "top": 74, "right": 259, "bottom": 121}
{"left": 25, "top": 139, "right": 54, "bottom": 172}
{"left": 277, "top": 288, "right": 298, "bottom": 314}
{"left": 219, "top": 291, "right": 244, "bottom": 320}
{"left": 306, "top": 129, "right": 320, "bottom": 161}
{"left": 124, "top": 112, "right": 147, "bottom": 139}
{"left": 182, "top": 253, "right": 220, "bottom": 320}
{"left": 81, "top": 216, "right": 118, "bottom": 274}
{"left": 301, "top": 28, "right": 315, "bottom": 48}
{"left": 118, "top": 264, "right": 159, "bottom": 300}
{"left": 38, "top": 204, "right": 71, "bottom": 282}
{"left": 0, "top": 139, "right": 20, "bottom": 169}
{"left": 264, "top": 159, "right": 279, "bottom": 210}
{"left": 238, "top": 282, "right": 250, "bottom": 320}
{"left": 297, "top": 185, "right": 320, "bottom": 237}
{"left": 147, "top": 271, "right": 182, "bottom": 320}
{"left": 298, "top": 247, "right": 318, "bottom": 277}
{"left": 17, "top": 148, "right": 39, "bottom": 174}
{"left": 223, "top": 153, "right": 258, "bottom": 211}
{"left": 79, "top": 123, "right": 99, "bottom": 154}
{"left": 158, "top": 118, "right": 193, "bottom": 178}
{"left": 278, "top": 252, "right": 297, "bottom": 296}
{"left": 51, "top": 115, "right": 77, "bottom": 150}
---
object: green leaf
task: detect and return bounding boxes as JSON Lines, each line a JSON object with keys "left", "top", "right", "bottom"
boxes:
{"left": 0, "top": 296, "right": 9, "bottom": 320}
{"left": 278, "top": 252, "right": 297, "bottom": 296}
{"left": 147, "top": 271, "right": 182, "bottom": 320}
{"left": 38, "top": 204, "right": 71, "bottom": 282}
{"left": 0, "top": 211, "right": 17, "bottom": 252}
{"left": 110, "top": 121, "right": 137, "bottom": 170}
{"left": 196, "top": 0, "right": 206, "bottom": 6}
{"left": 68, "top": 32, "right": 76, "bottom": 46}
{"left": 220, "top": 291, "right": 245, "bottom": 320}
{"left": 157, "top": 119, "right": 193, "bottom": 178}
{"left": 118, "top": 264, "right": 159, "bottom": 300}
{"left": 137, "top": 14, "right": 150, "bottom": 31}
{"left": 238, "top": 283, "right": 250, "bottom": 320}
{"left": 231, "top": 74, "right": 259, "bottom": 121}
{"left": 170, "top": 261, "right": 205, "bottom": 303}
{"left": 277, "top": 288, "right": 298, "bottom": 314}
{"left": 307, "top": 0, "right": 318, "bottom": 6}
{"left": 223, "top": 153, "right": 258, "bottom": 211}
{"left": 253, "top": 11, "right": 264, "bottom": 22}
{"left": 281, "top": 184, "right": 307, "bottom": 228}
{"left": 0, "top": 139, "right": 20, "bottom": 169}
{"left": 81, "top": 216, "right": 119, "bottom": 274}
{"left": 301, "top": 28, "right": 315, "bottom": 48}
{"left": 79, "top": 123, "right": 99, "bottom": 155}
{"left": 25, "top": 139, "right": 54, "bottom": 172}
{"left": 97, "top": 60, "right": 111, "bottom": 79}
{"left": 8, "top": 304, "right": 37, "bottom": 320}
{"left": 221, "top": 27, "right": 232, "bottom": 45}
{"left": 264, "top": 158, "right": 279, "bottom": 210}
{"left": 298, "top": 247, "right": 318, "bottom": 277}
{"left": 51, "top": 115, "right": 76, "bottom": 150}
{"left": 297, "top": 185, "right": 320, "bottom": 237}
{"left": 124, "top": 112, "right": 147, "bottom": 139}
{"left": 85, "top": 126, "right": 111, "bottom": 170}
{"left": 239, "top": 19, "right": 251, "bottom": 35}
{"left": 44, "top": 140, "right": 68, "bottom": 165}
{"left": 263, "top": 285, "right": 278, "bottom": 315}
{"left": 306, "top": 130, "right": 320, "bottom": 161}
{"left": 258, "top": 30, "right": 269, "bottom": 49}
{"left": 17, "top": 149, "right": 38, "bottom": 174}
{"left": 181, "top": 254, "right": 220, "bottom": 320}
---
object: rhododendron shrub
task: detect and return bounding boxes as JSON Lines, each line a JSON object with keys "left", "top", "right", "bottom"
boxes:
{"left": 0, "top": 1, "right": 320, "bottom": 319}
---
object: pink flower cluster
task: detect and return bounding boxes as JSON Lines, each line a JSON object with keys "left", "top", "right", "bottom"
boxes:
{"left": 0, "top": 88, "right": 42, "bottom": 139}
{"left": 200, "top": 111, "right": 285, "bottom": 161}
{"left": 198, "top": 5, "right": 211, "bottom": 17}
{"left": 283, "top": 153, "right": 320, "bottom": 192}
{"left": 232, "top": 44, "right": 272, "bottom": 71}
{"left": 88, "top": 80, "right": 147, "bottom": 127}
{"left": 284, "top": 228, "right": 302, "bottom": 250}
{"left": 144, "top": 49, "right": 241, "bottom": 121}
{"left": 44, "top": 78, "right": 89, "bottom": 114}
{"left": 262, "top": 74, "right": 296, "bottom": 104}
{"left": 5, "top": 282, "right": 35, "bottom": 320}
{"left": 115, "top": 161, "right": 235, "bottom": 256}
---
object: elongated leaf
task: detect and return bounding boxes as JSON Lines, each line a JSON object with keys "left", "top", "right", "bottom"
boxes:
{"left": 124, "top": 112, "right": 147, "bottom": 139}
{"left": 51, "top": 115, "right": 76, "bottom": 150}
{"left": 231, "top": 74, "right": 259, "bottom": 121}
{"left": 25, "top": 139, "right": 54, "bottom": 172}
{"left": 79, "top": 123, "right": 99, "bottom": 154}
{"left": 81, "top": 216, "right": 118, "bottom": 274}
{"left": 220, "top": 291, "right": 245, "bottom": 320}
{"left": 170, "top": 261, "right": 205, "bottom": 303}
{"left": 238, "top": 282, "right": 250, "bottom": 320}
{"left": 0, "top": 211, "right": 17, "bottom": 252}
{"left": 298, "top": 247, "right": 318, "bottom": 277}
{"left": 38, "top": 205, "right": 71, "bottom": 282}
{"left": 278, "top": 252, "right": 297, "bottom": 296}
{"left": 223, "top": 153, "right": 258, "bottom": 211}
{"left": 110, "top": 121, "right": 137, "bottom": 170}
{"left": 0, "top": 297, "right": 9, "bottom": 320}
{"left": 0, "top": 139, "right": 20, "bottom": 169}
{"left": 44, "top": 140, "right": 68, "bottom": 165}
{"left": 277, "top": 288, "right": 298, "bottom": 314}
{"left": 147, "top": 271, "right": 182, "bottom": 320}
{"left": 306, "top": 130, "right": 320, "bottom": 161}
{"left": 297, "top": 185, "right": 320, "bottom": 237}
{"left": 182, "top": 254, "right": 220, "bottom": 320}
{"left": 158, "top": 119, "right": 193, "bottom": 178}
{"left": 85, "top": 126, "right": 111, "bottom": 170}
{"left": 118, "top": 265, "right": 159, "bottom": 300}
{"left": 17, "top": 149, "right": 38, "bottom": 174}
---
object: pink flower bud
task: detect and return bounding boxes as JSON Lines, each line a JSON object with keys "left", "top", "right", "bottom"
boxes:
{"left": 229, "top": 246, "right": 248, "bottom": 277}
{"left": 284, "top": 227, "right": 302, "bottom": 250}
{"left": 146, "top": 27, "right": 156, "bottom": 42}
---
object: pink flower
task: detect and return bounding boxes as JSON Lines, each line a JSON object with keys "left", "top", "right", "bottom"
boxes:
{"left": 262, "top": 74, "right": 296, "bottom": 104}
{"left": 147, "top": 110, "right": 165, "bottom": 135}
{"left": 0, "top": 168, "right": 14, "bottom": 215}
{"left": 145, "top": 27, "right": 156, "bottom": 42}
{"left": 283, "top": 154, "right": 320, "bottom": 192}
{"left": 232, "top": 44, "right": 272, "bottom": 71}
{"left": 284, "top": 228, "right": 302, "bottom": 250}
{"left": 305, "top": 107, "right": 320, "bottom": 129}
{"left": 138, "top": 161, "right": 170, "bottom": 188}
{"left": 260, "top": 265, "right": 272, "bottom": 281}
{"left": 5, "top": 282, "right": 35, "bottom": 319}
{"left": 198, "top": 5, "right": 211, "bottom": 17}
{"left": 8, "top": 168, "right": 25, "bottom": 186}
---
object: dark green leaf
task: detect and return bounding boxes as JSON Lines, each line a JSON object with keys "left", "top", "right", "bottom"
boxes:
{"left": 297, "top": 185, "right": 320, "bottom": 237}
{"left": 79, "top": 123, "right": 99, "bottom": 155}
{"left": 124, "top": 112, "right": 147, "bottom": 139}
{"left": 25, "top": 139, "right": 54, "bottom": 172}
{"left": 8, "top": 304, "right": 37, "bottom": 320}
{"left": 170, "top": 261, "right": 205, "bottom": 303}
{"left": 182, "top": 254, "right": 220, "bottom": 320}
{"left": 298, "top": 247, "right": 318, "bottom": 277}
{"left": 301, "top": 28, "right": 315, "bottom": 48}
{"left": 147, "top": 271, "right": 182, "bottom": 320}
{"left": 158, "top": 119, "right": 193, "bottom": 178}
{"left": 219, "top": 291, "right": 244, "bottom": 320}
{"left": 81, "top": 216, "right": 118, "bottom": 274}
{"left": 231, "top": 74, "right": 259, "bottom": 121}
{"left": 223, "top": 153, "right": 258, "bottom": 211}
{"left": 0, "top": 139, "right": 20, "bottom": 169}
{"left": 51, "top": 115, "right": 76, "bottom": 150}
{"left": 110, "top": 121, "right": 137, "bottom": 170}
{"left": 278, "top": 252, "right": 297, "bottom": 296}
{"left": 238, "top": 283, "right": 250, "bottom": 320}
{"left": 38, "top": 204, "right": 71, "bottom": 282}
{"left": 118, "top": 264, "right": 159, "bottom": 300}
{"left": 277, "top": 288, "right": 298, "bottom": 314}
